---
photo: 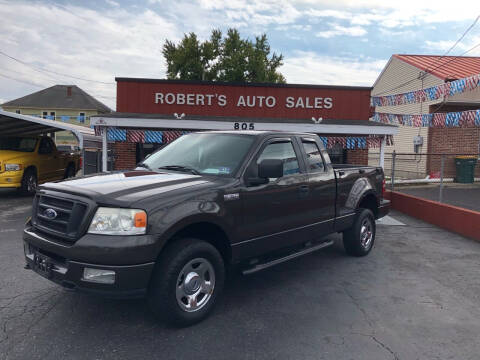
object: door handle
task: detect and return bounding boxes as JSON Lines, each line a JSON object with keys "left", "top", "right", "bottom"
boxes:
{"left": 299, "top": 185, "right": 309, "bottom": 194}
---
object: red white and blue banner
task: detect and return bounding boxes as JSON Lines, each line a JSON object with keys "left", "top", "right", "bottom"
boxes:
{"left": 372, "top": 109, "right": 480, "bottom": 127}
{"left": 371, "top": 73, "right": 480, "bottom": 107}
{"left": 104, "top": 129, "right": 186, "bottom": 144}
{"left": 98, "top": 128, "right": 392, "bottom": 149}
{"left": 319, "top": 136, "right": 393, "bottom": 149}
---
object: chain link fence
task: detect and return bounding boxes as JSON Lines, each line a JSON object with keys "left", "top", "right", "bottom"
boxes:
{"left": 369, "top": 152, "right": 480, "bottom": 211}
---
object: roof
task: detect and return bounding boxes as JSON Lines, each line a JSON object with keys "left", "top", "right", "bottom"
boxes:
{"left": 1, "top": 85, "right": 111, "bottom": 112}
{"left": 0, "top": 109, "right": 97, "bottom": 148}
{"left": 393, "top": 54, "right": 480, "bottom": 80}
{"left": 115, "top": 77, "right": 372, "bottom": 91}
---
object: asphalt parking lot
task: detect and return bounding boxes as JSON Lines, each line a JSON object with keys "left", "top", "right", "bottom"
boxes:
{"left": 396, "top": 183, "right": 480, "bottom": 212}
{"left": 1, "top": 190, "right": 480, "bottom": 360}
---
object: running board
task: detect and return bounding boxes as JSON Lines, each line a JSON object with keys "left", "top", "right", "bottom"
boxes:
{"left": 242, "top": 240, "right": 335, "bottom": 275}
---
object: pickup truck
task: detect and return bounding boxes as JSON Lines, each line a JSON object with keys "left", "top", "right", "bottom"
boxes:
{"left": 23, "top": 131, "right": 389, "bottom": 326}
{"left": 0, "top": 136, "right": 80, "bottom": 194}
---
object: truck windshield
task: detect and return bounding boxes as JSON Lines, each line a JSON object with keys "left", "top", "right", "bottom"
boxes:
{"left": 0, "top": 137, "right": 37, "bottom": 152}
{"left": 142, "top": 133, "right": 255, "bottom": 176}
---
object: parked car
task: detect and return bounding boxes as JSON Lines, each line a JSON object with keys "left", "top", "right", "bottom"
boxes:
{"left": 0, "top": 136, "right": 80, "bottom": 194}
{"left": 23, "top": 131, "right": 389, "bottom": 326}
{"left": 56, "top": 144, "right": 80, "bottom": 155}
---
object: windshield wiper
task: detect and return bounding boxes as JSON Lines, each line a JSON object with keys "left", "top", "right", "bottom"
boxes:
{"left": 158, "top": 165, "right": 200, "bottom": 175}
{"left": 137, "top": 162, "right": 153, "bottom": 171}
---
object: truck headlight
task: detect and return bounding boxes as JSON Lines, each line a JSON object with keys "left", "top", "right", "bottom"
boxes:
{"left": 88, "top": 207, "right": 147, "bottom": 235}
{"left": 5, "top": 164, "right": 22, "bottom": 171}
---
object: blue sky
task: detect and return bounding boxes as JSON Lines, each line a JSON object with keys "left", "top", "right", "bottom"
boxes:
{"left": 1, "top": 0, "right": 480, "bottom": 110}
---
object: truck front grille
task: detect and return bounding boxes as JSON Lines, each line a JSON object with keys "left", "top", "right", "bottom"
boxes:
{"left": 32, "top": 194, "right": 89, "bottom": 242}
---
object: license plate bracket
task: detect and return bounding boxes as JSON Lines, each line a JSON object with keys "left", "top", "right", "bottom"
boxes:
{"left": 33, "top": 252, "right": 53, "bottom": 279}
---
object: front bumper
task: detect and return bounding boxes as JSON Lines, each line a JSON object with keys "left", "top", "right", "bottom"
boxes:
{"left": 0, "top": 171, "right": 22, "bottom": 188}
{"left": 23, "top": 226, "right": 157, "bottom": 298}
{"left": 377, "top": 199, "right": 390, "bottom": 219}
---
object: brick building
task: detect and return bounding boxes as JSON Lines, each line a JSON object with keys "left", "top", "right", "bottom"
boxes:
{"left": 91, "top": 78, "right": 396, "bottom": 170}
{"left": 370, "top": 54, "right": 480, "bottom": 178}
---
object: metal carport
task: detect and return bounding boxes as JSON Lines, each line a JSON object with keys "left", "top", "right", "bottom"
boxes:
{"left": 0, "top": 109, "right": 102, "bottom": 173}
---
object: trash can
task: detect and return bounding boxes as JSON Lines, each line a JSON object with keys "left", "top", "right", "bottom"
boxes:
{"left": 454, "top": 156, "right": 477, "bottom": 183}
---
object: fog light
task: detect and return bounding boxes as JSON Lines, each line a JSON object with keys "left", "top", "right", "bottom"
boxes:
{"left": 6, "top": 178, "right": 12, "bottom": 182}
{"left": 82, "top": 268, "right": 116, "bottom": 284}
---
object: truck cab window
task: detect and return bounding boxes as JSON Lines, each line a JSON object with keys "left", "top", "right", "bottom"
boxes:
{"left": 302, "top": 141, "right": 325, "bottom": 171}
{"left": 39, "top": 138, "right": 53, "bottom": 154}
{"left": 257, "top": 141, "right": 300, "bottom": 176}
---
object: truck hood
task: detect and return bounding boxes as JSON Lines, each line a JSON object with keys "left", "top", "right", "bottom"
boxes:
{"left": 0, "top": 150, "right": 33, "bottom": 163}
{"left": 39, "top": 170, "right": 215, "bottom": 205}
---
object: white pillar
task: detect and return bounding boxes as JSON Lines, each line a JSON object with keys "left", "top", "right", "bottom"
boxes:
{"left": 102, "top": 127, "right": 108, "bottom": 172}
{"left": 379, "top": 135, "right": 386, "bottom": 169}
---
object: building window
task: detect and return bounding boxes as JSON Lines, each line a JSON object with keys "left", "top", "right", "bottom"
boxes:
{"left": 15, "top": 109, "right": 21, "bottom": 114}
{"left": 42, "top": 111, "right": 48, "bottom": 119}
{"left": 78, "top": 112, "right": 86, "bottom": 123}
{"left": 49, "top": 111, "right": 56, "bottom": 120}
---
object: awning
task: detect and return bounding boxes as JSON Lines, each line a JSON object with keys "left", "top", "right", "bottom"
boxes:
{"left": 90, "top": 112, "right": 398, "bottom": 136}
{"left": 0, "top": 109, "right": 97, "bottom": 149}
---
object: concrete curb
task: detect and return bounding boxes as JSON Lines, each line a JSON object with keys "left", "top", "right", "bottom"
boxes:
{"left": 385, "top": 190, "right": 480, "bottom": 242}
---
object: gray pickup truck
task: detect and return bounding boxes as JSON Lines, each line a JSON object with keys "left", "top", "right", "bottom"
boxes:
{"left": 23, "top": 131, "right": 389, "bottom": 326}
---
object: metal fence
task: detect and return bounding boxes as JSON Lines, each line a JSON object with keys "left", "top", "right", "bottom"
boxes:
{"left": 369, "top": 152, "right": 480, "bottom": 210}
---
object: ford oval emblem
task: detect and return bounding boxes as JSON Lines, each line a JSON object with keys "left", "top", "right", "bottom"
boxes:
{"left": 44, "top": 208, "right": 58, "bottom": 220}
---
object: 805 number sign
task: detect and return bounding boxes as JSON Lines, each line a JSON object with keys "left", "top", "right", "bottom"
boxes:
{"left": 233, "top": 122, "right": 255, "bottom": 130}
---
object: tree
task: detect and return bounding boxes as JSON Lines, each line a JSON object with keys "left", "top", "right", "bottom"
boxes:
{"left": 163, "top": 29, "right": 285, "bottom": 83}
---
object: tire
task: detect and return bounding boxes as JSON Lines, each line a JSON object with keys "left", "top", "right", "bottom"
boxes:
{"left": 64, "top": 164, "right": 75, "bottom": 179}
{"left": 148, "top": 238, "right": 225, "bottom": 327}
{"left": 19, "top": 168, "right": 37, "bottom": 195}
{"left": 343, "top": 208, "right": 376, "bottom": 257}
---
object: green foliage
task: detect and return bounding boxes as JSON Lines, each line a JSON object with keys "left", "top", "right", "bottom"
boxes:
{"left": 163, "top": 28, "right": 285, "bottom": 83}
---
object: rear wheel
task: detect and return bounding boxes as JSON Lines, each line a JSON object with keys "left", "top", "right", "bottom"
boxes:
{"left": 19, "top": 168, "right": 37, "bottom": 195}
{"left": 148, "top": 238, "right": 225, "bottom": 327}
{"left": 343, "top": 208, "right": 375, "bottom": 257}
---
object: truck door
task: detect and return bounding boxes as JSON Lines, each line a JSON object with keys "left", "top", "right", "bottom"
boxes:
{"left": 299, "top": 137, "right": 336, "bottom": 235}
{"left": 236, "top": 137, "right": 311, "bottom": 258}
{"left": 37, "top": 137, "right": 57, "bottom": 181}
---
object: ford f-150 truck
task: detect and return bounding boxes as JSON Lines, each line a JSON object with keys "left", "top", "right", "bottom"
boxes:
{"left": 23, "top": 131, "right": 389, "bottom": 326}
{"left": 0, "top": 136, "right": 79, "bottom": 194}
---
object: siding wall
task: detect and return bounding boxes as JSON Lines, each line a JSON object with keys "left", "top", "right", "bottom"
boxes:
{"left": 369, "top": 57, "right": 443, "bottom": 178}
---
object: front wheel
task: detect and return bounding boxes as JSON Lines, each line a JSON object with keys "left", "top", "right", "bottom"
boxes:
{"left": 343, "top": 208, "right": 376, "bottom": 257}
{"left": 19, "top": 168, "right": 37, "bottom": 195}
{"left": 148, "top": 238, "right": 225, "bottom": 327}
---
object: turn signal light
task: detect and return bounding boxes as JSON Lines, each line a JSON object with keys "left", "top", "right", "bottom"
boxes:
{"left": 134, "top": 211, "right": 147, "bottom": 228}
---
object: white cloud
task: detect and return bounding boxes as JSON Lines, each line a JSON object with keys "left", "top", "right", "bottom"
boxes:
{"left": 424, "top": 36, "right": 480, "bottom": 56}
{"left": 0, "top": 2, "right": 180, "bottom": 109}
{"left": 281, "top": 51, "right": 387, "bottom": 86}
{"left": 316, "top": 24, "right": 367, "bottom": 38}
{"left": 105, "top": 0, "right": 119, "bottom": 6}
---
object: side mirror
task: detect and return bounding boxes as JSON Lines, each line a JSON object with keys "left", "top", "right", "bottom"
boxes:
{"left": 258, "top": 159, "right": 283, "bottom": 179}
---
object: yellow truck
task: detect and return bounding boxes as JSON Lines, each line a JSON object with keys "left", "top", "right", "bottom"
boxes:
{"left": 0, "top": 136, "right": 80, "bottom": 194}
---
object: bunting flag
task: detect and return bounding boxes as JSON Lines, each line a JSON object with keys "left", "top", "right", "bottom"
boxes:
{"left": 372, "top": 109, "right": 480, "bottom": 127}
{"left": 318, "top": 136, "right": 390, "bottom": 149}
{"left": 107, "top": 128, "right": 127, "bottom": 141}
{"left": 145, "top": 130, "right": 163, "bottom": 143}
{"left": 371, "top": 73, "right": 480, "bottom": 107}
{"left": 127, "top": 130, "right": 145, "bottom": 143}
